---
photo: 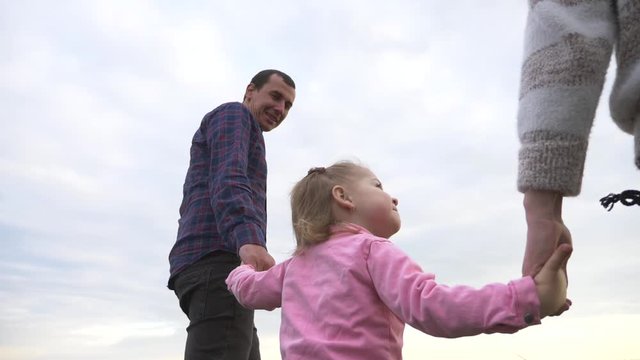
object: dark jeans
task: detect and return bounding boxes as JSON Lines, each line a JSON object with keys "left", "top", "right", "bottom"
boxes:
{"left": 173, "top": 251, "right": 261, "bottom": 360}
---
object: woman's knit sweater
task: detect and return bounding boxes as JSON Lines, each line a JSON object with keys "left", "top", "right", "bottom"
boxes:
{"left": 517, "top": 0, "right": 640, "bottom": 196}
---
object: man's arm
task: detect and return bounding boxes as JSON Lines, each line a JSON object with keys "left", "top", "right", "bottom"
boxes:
{"left": 206, "top": 103, "right": 274, "bottom": 269}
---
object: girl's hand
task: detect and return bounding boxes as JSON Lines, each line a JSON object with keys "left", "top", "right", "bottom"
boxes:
{"left": 534, "top": 243, "right": 573, "bottom": 318}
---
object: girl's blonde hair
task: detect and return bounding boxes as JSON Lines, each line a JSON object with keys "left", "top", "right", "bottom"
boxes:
{"left": 290, "top": 160, "right": 363, "bottom": 254}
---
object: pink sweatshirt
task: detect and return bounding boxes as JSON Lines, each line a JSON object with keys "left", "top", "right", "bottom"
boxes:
{"left": 226, "top": 224, "right": 541, "bottom": 359}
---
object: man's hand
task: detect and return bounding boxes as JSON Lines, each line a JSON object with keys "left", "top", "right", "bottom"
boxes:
{"left": 523, "top": 190, "right": 572, "bottom": 316}
{"left": 239, "top": 244, "right": 275, "bottom": 271}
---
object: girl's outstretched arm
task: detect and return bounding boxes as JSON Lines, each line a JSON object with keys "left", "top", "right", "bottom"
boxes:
{"left": 226, "top": 259, "right": 290, "bottom": 310}
{"left": 367, "top": 239, "right": 543, "bottom": 338}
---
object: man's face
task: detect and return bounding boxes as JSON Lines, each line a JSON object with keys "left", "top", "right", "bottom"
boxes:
{"left": 243, "top": 74, "right": 296, "bottom": 132}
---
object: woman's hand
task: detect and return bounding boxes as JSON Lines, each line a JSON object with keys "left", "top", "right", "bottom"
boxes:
{"left": 523, "top": 190, "right": 572, "bottom": 315}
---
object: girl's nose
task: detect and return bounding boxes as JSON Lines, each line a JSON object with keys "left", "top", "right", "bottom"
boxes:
{"left": 392, "top": 197, "right": 398, "bottom": 206}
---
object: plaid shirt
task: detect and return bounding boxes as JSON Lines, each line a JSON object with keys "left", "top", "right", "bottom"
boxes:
{"left": 168, "top": 102, "right": 267, "bottom": 288}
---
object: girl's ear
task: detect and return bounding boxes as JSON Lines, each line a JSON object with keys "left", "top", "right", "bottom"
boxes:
{"left": 331, "top": 185, "right": 354, "bottom": 210}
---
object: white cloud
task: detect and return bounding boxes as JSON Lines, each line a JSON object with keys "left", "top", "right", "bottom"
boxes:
{"left": 70, "top": 321, "right": 175, "bottom": 347}
{"left": 1, "top": 1, "right": 638, "bottom": 359}
{"left": 402, "top": 314, "right": 640, "bottom": 360}
{"left": 167, "top": 19, "right": 234, "bottom": 88}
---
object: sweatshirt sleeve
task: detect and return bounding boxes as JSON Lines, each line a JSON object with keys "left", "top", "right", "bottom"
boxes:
{"left": 225, "top": 261, "right": 289, "bottom": 311}
{"left": 367, "top": 240, "right": 541, "bottom": 338}
{"left": 516, "top": 0, "right": 616, "bottom": 196}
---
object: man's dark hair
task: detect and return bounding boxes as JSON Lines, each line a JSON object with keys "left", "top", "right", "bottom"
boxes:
{"left": 251, "top": 69, "right": 296, "bottom": 90}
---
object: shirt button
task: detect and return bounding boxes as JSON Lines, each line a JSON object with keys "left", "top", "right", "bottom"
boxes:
{"left": 523, "top": 313, "right": 534, "bottom": 324}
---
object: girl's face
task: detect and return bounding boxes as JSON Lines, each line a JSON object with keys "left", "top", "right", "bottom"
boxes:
{"left": 347, "top": 168, "right": 401, "bottom": 238}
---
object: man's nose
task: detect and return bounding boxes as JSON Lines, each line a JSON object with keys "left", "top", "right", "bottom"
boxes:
{"left": 274, "top": 100, "right": 285, "bottom": 114}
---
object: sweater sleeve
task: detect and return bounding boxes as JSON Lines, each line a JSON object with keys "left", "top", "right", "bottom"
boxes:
{"left": 367, "top": 240, "right": 541, "bottom": 338}
{"left": 516, "top": 0, "right": 616, "bottom": 196}
{"left": 225, "top": 261, "right": 289, "bottom": 311}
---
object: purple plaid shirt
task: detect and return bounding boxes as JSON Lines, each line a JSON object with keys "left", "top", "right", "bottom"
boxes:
{"left": 168, "top": 102, "right": 267, "bottom": 288}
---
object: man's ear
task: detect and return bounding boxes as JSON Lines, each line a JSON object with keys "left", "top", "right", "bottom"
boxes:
{"left": 243, "top": 83, "right": 256, "bottom": 104}
{"left": 331, "top": 185, "right": 353, "bottom": 210}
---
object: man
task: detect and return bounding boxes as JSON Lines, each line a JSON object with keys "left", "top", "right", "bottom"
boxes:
{"left": 168, "top": 69, "right": 296, "bottom": 359}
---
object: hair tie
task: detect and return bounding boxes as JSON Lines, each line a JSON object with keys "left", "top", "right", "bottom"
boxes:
{"left": 307, "top": 167, "right": 326, "bottom": 175}
{"left": 600, "top": 189, "right": 640, "bottom": 211}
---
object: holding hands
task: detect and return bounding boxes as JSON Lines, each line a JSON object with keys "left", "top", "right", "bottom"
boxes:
{"left": 524, "top": 190, "right": 573, "bottom": 317}
{"left": 239, "top": 244, "right": 276, "bottom": 271}
{"left": 533, "top": 243, "right": 572, "bottom": 317}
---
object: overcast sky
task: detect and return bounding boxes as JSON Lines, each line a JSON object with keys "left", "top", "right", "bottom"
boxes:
{"left": 1, "top": 1, "right": 639, "bottom": 359}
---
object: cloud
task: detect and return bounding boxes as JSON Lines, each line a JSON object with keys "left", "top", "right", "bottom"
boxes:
{"left": 70, "top": 321, "right": 175, "bottom": 347}
{"left": 402, "top": 314, "right": 640, "bottom": 359}
{"left": 1, "top": 1, "right": 638, "bottom": 359}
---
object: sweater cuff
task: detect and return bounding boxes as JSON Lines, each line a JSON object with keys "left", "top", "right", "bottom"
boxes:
{"left": 518, "top": 130, "right": 588, "bottom": 196}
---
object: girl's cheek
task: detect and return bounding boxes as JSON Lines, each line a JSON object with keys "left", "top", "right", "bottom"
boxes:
{"left": 371, "top": 204, "right": 391, "bottom": 221}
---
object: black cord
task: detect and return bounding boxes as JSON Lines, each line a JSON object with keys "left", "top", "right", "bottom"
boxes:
{"left": 599, "top": 190, "right": 640, "bottom": 211}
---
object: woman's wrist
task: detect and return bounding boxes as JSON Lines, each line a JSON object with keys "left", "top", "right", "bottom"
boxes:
{"left": 523, "top": 190, "right": 564, "bottom": 221}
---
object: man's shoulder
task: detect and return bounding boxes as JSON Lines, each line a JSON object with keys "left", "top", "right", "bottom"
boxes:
{"left": 201, "top": 102, "right": 253, "bottom": 127}
{"left": 209, "top": 102, "right": 250, "bottom": 116}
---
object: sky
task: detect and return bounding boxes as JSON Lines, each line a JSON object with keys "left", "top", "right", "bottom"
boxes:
{"left": 1, "top": 1, "right": 639, "bottom": 359}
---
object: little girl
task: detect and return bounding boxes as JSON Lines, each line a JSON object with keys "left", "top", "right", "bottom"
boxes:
{"left": 226, "top": 161, "right": 571, "bottom": 359}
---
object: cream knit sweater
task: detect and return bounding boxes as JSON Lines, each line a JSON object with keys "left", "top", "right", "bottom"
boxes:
{"left": 517, "top": 0, "right": 640, "bottom": 196}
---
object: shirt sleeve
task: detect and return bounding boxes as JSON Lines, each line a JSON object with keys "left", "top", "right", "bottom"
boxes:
{"left": 206, "top": 104, "right": 266, "bottom": 251}
{"left": 225, "top": 262, "right": 288, "bottom": 311}
{"left": 516, "top": 0, "right": 616, "bottom": 196}
{"left": 366, "top": 240, "right": 541, "bottom": 338}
